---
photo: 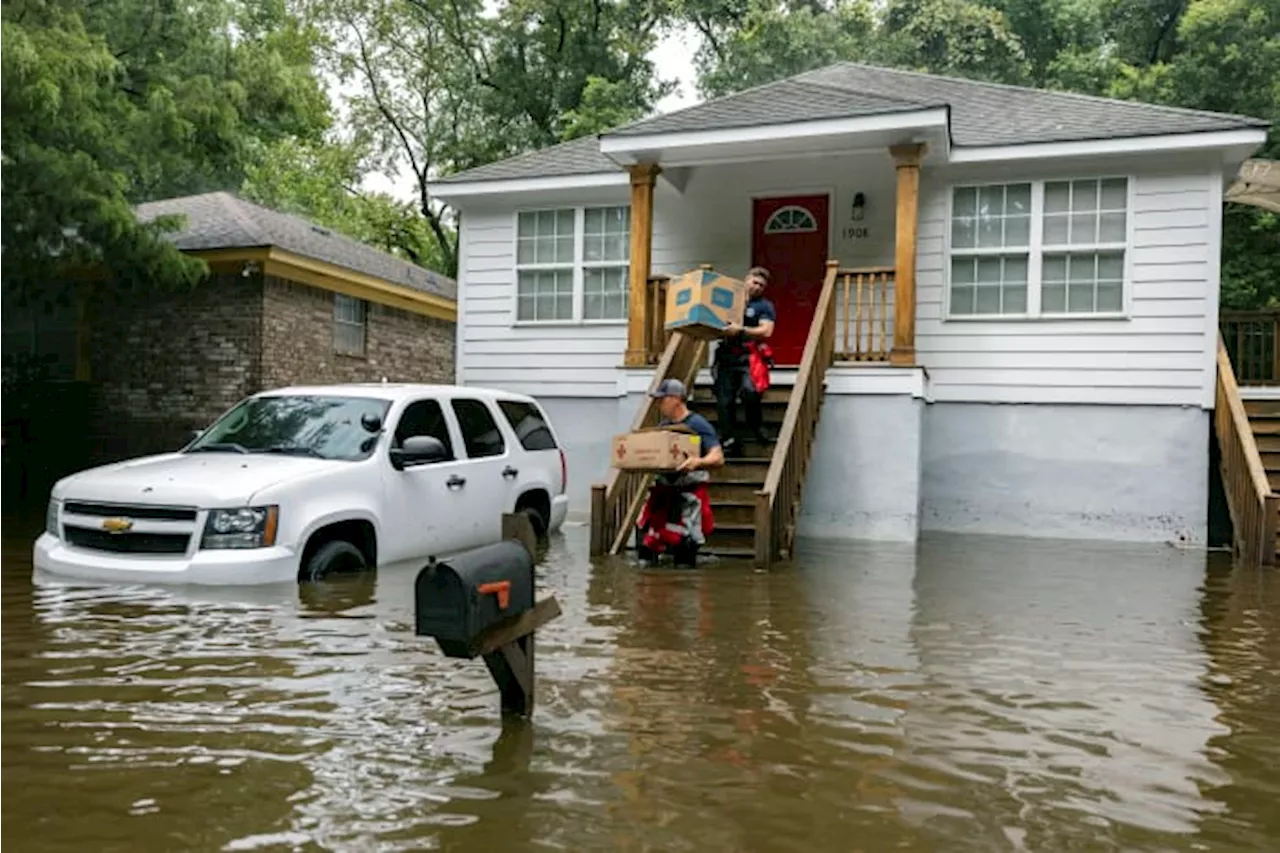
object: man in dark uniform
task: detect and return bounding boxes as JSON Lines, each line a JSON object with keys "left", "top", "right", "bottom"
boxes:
{"left": 713, "top": 266, "right": 776, "bottom": 453}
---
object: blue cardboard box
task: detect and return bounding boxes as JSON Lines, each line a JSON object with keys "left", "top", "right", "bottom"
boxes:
{"left": 663, "top": 268, "right": 747, "bottom": 339}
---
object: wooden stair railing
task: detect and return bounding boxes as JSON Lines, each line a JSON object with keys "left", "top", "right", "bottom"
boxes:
{"left": 754, "top": 260, "right": 840, "bottom": 567}
{"left": 589, "top": 329, "right": 708, "bottom": 557}
{"left": 1215, "top": 334, "right": 1279, "bottom": 566}
{"left": 836, "top": 267, "right": 895, "bottom": 361}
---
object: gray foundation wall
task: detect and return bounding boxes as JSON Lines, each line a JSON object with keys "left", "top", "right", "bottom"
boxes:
{"left": 798, "top": 395, "right": 923, "bottom": 542}
{"left": 920, "top": 402, "right": 1208, "bottom": 545}
{"left": 535, "top": 392, "right": 1209, "bottom": 547}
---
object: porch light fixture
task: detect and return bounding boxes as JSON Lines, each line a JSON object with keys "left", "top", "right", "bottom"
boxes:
{"left": 851, "top": 192, "right": 866, "bottom": 221}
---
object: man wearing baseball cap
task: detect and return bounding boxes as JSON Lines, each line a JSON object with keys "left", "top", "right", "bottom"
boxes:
{"left": 634, "top": 378, "right": 725, "bottom": 566}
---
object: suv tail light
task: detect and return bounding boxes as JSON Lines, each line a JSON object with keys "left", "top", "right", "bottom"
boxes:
{"left": 558, "top": 448, "right": 567, "bottom": 495}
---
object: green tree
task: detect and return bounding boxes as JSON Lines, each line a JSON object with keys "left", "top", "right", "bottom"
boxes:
{"left": 241, "top": 135, "right": 448, "bottom": 271}
{"left": 304, "top": 0, "right": 673, "bottom": 274}
{"left": 1, "top": 0, "right": 330, "bottom": 304}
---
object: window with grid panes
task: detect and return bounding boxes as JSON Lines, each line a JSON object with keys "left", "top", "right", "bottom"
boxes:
{"left": 949, "top": 184, "right": 1031, "bottom": 316}
{"left": 947, "top": 177, "right": 1129, "bottom": 319}
{"left": 582, "top": 206, "right": 630, "bottom": 320}
{"left": 1041, "top": 178, "right": 1127, "bottom": 314}
{"left": 516, "top": 209, "right": 575, "bottom": 321}
{"left": 333, "top": 294, "right": 367, "bottom": 355}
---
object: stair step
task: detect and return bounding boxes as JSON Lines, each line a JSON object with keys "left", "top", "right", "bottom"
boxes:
{"left": 708, "top": 482, "right": 763, "bottom": 502}
{"left": 1245, "top": 399, "right": 1280, "bottom": 417}
{"left": 690, "top": 405, "right": 788, "bottom": 427}
{"left": 1251, "top": 416, "right": 1280, "bottom": 435}
{"left": 703, "top": 546, "right": 755, "bottom": 560}
{"left": 710, "top": 501, "right": 756, "bottom": 525}
{"left": 691, "top": 386, "right": 793, "bottom": 405}
{"left": 1256, "top": 435, "right": 1280, "bottom": 453}
{"left": 720, "top": 459, "right": 770, "bottom": 481}
{"left": 705, "top": 524, "right": 756, "bottom": 550}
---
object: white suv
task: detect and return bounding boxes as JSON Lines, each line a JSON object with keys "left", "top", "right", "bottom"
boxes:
{"left": 33, "top": 383, "right": 569, "bottom": 585}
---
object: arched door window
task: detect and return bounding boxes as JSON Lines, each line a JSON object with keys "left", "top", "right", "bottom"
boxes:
{"left": 763, "top": 205, "right": 819, "bottom": 234}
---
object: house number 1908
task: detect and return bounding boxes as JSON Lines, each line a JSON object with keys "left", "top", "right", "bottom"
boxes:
{"left": 842, "top": 226, "right": 870, "bottom": 240}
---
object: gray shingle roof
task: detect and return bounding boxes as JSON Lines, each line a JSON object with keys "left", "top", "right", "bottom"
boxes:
{"left": 438, "top": 61, "right": 1270, "bottom": 185}
{"left": 135, "top": 192, "right": 456, "bottom": 301}
{"left": 433, "top": 135, "right": 619, "bottom": 184}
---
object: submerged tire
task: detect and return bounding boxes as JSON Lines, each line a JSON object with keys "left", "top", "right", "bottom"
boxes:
{"left": 302, "top": 539, "right": 367, "bottom": 582}
{"left": 520, "top": 505, "right": 548, "bottom": 540}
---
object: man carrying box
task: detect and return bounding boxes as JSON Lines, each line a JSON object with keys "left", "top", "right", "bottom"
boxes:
{"left": 635, "top": 379, "right": 725, "bottom": 567}
{"left": 713, "top": 266, "right": 776, "bottom": 454}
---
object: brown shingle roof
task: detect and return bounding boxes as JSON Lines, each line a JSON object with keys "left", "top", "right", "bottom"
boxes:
{"left": 135, "top": 192, "right": 456, "bottom": 301}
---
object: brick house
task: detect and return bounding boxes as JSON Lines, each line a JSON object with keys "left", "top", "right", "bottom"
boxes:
{"left": 2, "top": 192, "right": 456, "bottom": 495}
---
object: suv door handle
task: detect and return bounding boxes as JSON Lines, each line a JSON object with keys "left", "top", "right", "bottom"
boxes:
{"left": 502, "top": 466, "right": 518, "bottom": 479}
{"left": 446, "top": 475, "right": 466, "bottom": 489}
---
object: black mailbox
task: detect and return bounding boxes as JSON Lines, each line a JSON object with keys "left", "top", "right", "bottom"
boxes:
{"left": 415, "top": 540, "right": 535, "bottom": 658}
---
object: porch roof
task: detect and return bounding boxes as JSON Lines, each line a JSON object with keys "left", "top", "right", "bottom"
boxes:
{"left": 433, "top": 62, "right": 1270, "bottom": 189}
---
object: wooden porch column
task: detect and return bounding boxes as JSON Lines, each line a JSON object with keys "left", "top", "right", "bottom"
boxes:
{"left": 624, "top": 163, "right": 660, "bottom": 367}
{"left": 890, "top": 144, "right": 924, "bottom": 366}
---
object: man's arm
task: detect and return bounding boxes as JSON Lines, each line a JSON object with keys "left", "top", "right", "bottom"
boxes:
{"left": 723, "top": 303, "right": 776, "bottom": 339}
{"left": 680, "top": 442, "right": 724, "bottom": 471}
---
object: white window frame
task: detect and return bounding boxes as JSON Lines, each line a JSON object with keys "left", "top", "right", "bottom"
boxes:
{"left": 333, "top": 293, "right": 367, "bottom": 356}
{"left": 512, "top": 205, "right": 631, "bottom": 326}
{"left": 944, "top": 175, "right": 1135, "bottom": 321}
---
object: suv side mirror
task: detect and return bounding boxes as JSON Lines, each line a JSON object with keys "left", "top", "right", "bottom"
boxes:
{"left": 390, "top": 435, "right": 450, "bottom": 470}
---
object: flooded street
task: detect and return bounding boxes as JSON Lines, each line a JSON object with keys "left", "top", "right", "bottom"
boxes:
{"left": 4, "top": 517, "right": 1280, "bottom": 852}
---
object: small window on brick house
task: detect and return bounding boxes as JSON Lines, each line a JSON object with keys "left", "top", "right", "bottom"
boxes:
{"left": 334, "top": 294, "right": 367, "bottom": 356}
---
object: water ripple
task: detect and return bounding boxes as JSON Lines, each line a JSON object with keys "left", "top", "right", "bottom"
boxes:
{"left": 3, "top": 524, "right": 1279, "bottom": 852}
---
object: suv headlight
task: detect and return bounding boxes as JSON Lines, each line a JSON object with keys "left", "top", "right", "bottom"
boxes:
{"left": 201, "top": 506, "right": 279, "bottom": 550}
{"left": 46, "top": 499, "right": 60, "bottom": 539}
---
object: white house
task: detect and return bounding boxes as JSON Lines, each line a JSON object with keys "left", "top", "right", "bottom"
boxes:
{"left": 429, "top": 62, "right": 1270, "bottom": 556}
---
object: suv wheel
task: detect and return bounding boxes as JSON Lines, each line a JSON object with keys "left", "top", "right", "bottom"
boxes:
{"left": 302, "top": 540, "right": 367, "bottom": 582}
{"left": 520, "top": 505, "right": 548, "bottom": 540}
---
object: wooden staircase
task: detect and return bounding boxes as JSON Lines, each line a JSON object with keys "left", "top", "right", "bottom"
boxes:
{"left": 590, "top": 262, "right": 841, "bottom": 568}
{"left": 1214, "top": 336, "right": 1279, "bottom": 566}
{"left": 687, "top": 385, "right": 790, "bottom": 559}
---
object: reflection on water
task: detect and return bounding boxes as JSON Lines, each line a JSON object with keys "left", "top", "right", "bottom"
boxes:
{"left": 3, "top": 518, "right": 1279, "bottom": 852}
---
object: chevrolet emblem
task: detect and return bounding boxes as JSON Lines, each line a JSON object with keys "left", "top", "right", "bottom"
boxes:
{"left": 101, "top": 517, "right": 134, "bottom": 534}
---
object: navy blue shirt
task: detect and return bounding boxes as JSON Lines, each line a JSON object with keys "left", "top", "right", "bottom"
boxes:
{"left": 744, "top": 296, "right": 776, "bottom": 329}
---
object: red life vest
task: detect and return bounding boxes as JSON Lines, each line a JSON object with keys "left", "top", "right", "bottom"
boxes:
{"left": 748, "top": 341, "right": 774, "bottom": 392}
{"left": 636, "top": 482, "right": 714, "bottom": 552}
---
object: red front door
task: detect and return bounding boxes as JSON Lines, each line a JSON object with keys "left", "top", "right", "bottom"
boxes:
{"left": 751, "top": 194, "right": 830, "bottom": 366}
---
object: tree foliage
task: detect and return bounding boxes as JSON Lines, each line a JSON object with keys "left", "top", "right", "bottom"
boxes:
{"left": 298, "top": 0, "right": 674, "bottom": 275}
{"left": 1, "top": 0, "right": 330, "bottom": 303}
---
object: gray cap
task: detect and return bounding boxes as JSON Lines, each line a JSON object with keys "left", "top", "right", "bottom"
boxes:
{"left": 648, "top": 378, "right": 687, "bottom": 399}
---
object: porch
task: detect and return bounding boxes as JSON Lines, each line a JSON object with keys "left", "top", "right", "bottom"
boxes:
{"left": 589, "top": 137, "right": 932, "bottom": 567}
{"left": 618, "top": 143, "right": 929, "bottom": 369}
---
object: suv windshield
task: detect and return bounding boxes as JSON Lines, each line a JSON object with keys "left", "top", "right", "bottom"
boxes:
{"left": 187, "top": 395, "right": 391, "bottom": 461}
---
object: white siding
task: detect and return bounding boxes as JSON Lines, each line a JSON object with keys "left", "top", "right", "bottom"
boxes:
{"left": 917, "top": 158, "right": 1223, "bottom": 408}
{"left": 455, "top": 152, "right": 899, "bottom": 396}
{"left": 455, "top": 149, "right": 1227, "bottom": 408}
{"left": 457, "top": 203, "right": 630, "bottom": 397}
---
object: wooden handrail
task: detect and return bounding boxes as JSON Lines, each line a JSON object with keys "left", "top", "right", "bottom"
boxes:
{"left": 1214, "top": 334, "right": 1278, "bottom": 566}
{"left": 753, "top": 260, "right": 840, "bottom": 567}
{"left": 835, "top": 267, "right": 895, "bottom": 361}
{"left": 589, "top": 328, "right": 708, "bottom": 557}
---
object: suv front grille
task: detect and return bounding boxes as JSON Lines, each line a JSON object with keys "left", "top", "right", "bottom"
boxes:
{"left": 63, "top": 502, "right": 197, "bottom": 522}
{"left": 64, "top": 527, "right": 192, "bottom": 555}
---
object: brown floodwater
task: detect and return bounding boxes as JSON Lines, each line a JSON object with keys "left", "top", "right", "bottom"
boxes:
{"left": 3, "top": 514, "right": 1279, "bottom": 852}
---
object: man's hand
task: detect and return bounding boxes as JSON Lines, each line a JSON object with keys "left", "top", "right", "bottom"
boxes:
{"left": 677, "top": 455, "right": 701, "bottom": 472}
{"left": 721, "top": 322, "right": 742, "bottom": 337}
